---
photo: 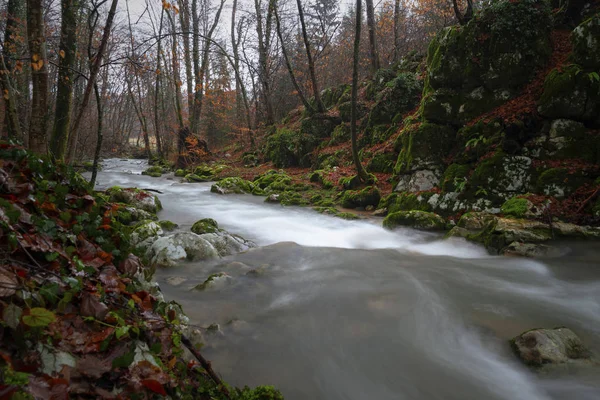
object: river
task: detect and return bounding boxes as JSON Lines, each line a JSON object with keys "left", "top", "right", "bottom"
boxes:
{"left": 94, "top": 159, "right": 600, "bottom": 400}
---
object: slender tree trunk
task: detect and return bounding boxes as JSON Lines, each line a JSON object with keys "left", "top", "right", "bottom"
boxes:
{"left": 352, "top": 0, "right": 368, "bottom": 182}
{"left": 296, "top": 0, "right": 325, "bottom": 112}
{"left": 154, "top": 8, "right": 165, "bottom": 157}
{"left": 452, "top": 0, "right": 473, "bottom": 25}
{"left": 191, "top": 0, "right": 226, "bottom": 134}
{"left": 50, "top": 0, "right": 79, "bottom": 160}
{"left": 365, "top": 0, "right": 380, "bottom": 73}
{"left": 2, "top": 0, "right": 24, "bottom": 140}
{"left": 67, "top": 0, "right": 119, "bottom": 163}
{"left": 254, "top": 0, "right": 275, "bottom": 125}
{"left": 89, "top": 82, "right": 102, "bottom": 186}
{"left": 26, "top": 0, "right": 49, "bottom": 154}
{"left": 275, "top": 2, "right": 314, "bottom": 113}
{"left": 178, "top": 0, "right": 194, "bottom": 122}
{"left": 393, "top": 0, "right": 400, "bottom": 62}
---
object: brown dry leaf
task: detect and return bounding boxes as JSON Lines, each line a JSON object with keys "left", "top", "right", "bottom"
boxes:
{"left": 80, "top": 292, "right": 109, "bottom": 321}
{"left": 98, "top": 265, "right": 119, "bottom": 290}
{"left": 0, "top": 266, "right": 18, "bottom": 297}
{"left": 118, "top": 254, "right": 141, "bottom": 276}
{"left": 76, "top": 354, "right": 112, "bottom": 378}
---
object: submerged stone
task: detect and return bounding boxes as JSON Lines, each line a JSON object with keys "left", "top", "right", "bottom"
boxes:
{"left": 511, "top": 328, "right": 593, "bottom": 368}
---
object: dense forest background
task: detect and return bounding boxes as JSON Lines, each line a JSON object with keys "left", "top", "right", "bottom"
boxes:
{"left": 0, "top": 0, "right": 477, "bottom": 162}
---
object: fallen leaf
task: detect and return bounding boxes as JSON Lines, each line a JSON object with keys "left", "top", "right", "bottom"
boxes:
{"left": 22, "top": 307, "right": 56, "bottom": 327}
{"left": 119, "top": 254, "right": 141, "bottom": 276}
{"left": 80, "top": 292, "right": 109, "bottom": 321}
{"left": 141, "top": 379, "right": 167, "bottom": 396}
{"left": 76, "top": 355, "right": 112, "bottom": 378}
{"left": 0, "top": 266, "right": 18, "bottom": 297}
{"left": 3, "top": 303, "right": 23, "bottom": 329}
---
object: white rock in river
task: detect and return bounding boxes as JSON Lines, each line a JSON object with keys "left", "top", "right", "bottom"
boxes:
{"left": 199, "top": 231, "right": 256, "bottom": 257}
{"left": 146, "top": 232, "right": 219, "bottom": 268}
{"left": 131, "top": 220, "right": 163, "bottom": 251}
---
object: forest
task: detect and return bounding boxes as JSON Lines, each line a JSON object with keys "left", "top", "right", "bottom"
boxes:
{"left": 1, "top": 0, "right": 600, "bottom": 398}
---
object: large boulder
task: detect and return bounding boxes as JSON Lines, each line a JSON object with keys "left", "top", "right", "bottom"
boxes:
{"left": 394, "top": 122, "right": 456, "bottom": 174}
{"left": 131, "top": 220, "right": 164, "bottom": 252}
{"left": 511, "top": 328, "right": 593, "bottom": 368}
{"left": 423, "top": 0, "right": 552, "bottom": 125}
{"left": 572, "top": 13, "right": 600, "bottom": 70}
{"left": 383, "top": 210, "right": 446, "bottom": 231}
{"left": 199, "top": 232, "right": 256, "bottom": 257}
{"left": 341, "top": 186, "right": 381, "bottom": 209}
{"left": 367, "top": 73, "right": 422, "bottom": 125}
{"left": 264, "top": 128, "right": 319, "bottom": 168}
{"left": 467, "top": 153, "right": 534, "bottom": 202}
{"left": 537, "top": 65, "right": 600, "bottom": 125}
{"left": 145, "top": 232, "right": 219, "bottom": 268}
{"left": 106, "top": 187, "right": 162, "bottom": 214}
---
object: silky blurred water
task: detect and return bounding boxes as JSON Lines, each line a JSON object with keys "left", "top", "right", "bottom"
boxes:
{"left": 95, "top": 159, "right": 600, "bottom": 400}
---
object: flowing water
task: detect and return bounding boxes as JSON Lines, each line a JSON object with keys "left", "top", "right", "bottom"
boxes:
{"left": 95, "top": 159, "right": 600, "bottom": 400}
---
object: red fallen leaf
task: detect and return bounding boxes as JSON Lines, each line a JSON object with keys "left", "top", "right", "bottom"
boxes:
{"left": 40, "top": 202, "right": 58, "bottom": 213}
{"left": 141, "top": 379, "right": 167, "bottom": 395}
{"left": 48, "top": 378, "right": 69, "bottom": 400}
{"left": 85, "top": 257, "right": 106, "bottom": 269}
{"left": 98, "top": 250, "right": 113, "bottom": 263}
{"left": 99, "top": 224, "right": 112, "bottom": 231}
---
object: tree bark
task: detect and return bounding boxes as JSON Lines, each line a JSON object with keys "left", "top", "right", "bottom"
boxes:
{"left": 275, "top": 1, "right": 314, "bottom": 113}
{"left": 2, "top": 0, "right": 24, "bottom": 140}
{"left": 153, "top": 8, "right": 165, "bottom": 157}
{"left": 393, "top": 0, "right": 400, "bottom": 62}
{"left": 351, "top": 0, "right": 369, "bottom": 182}
{"left": 26, "top": 0, "right": 49, "bottom": 154}
{"left": 50, "top": 0, "right": 79, "bottom": 160}
{"left": 89, "top": 82, "right": 102, "bottom": 187}
{"left": 365, "top": 0, "right": 380, "bottom": 73}
{"left": 296, "top": 0, "right": 325, "bottom": 113}
{"left": 190, "top": 0, "right": 226, "bottom": 134}
{"left": 178, "top": 0, "right": 194, "bottom": 122}
{"left": 452, "top": 0, "right": 473, "bottom": 26}
{"left": 254, "top": 0, "right": 275, "bottom": 125}
{"left": 66, "top": 0, "right": 119, "bottom": 163}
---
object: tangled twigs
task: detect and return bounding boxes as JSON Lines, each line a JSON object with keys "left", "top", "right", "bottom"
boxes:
{"left": 181, "top": 334, "right": 231, "bottom": 399}
{"left": 576, "top": 187, "right": 600, "bottom": 215}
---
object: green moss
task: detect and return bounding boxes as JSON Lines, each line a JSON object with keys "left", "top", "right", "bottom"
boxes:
{"left": 441, "top": 164, "right": 470, "bottom": 192}
{"left": 340, "top": 186, "right": 381, "bottom": 209}
{"left": 535, "top": 168, "right": 590, "bottom": 198}
{"left": 242, "top": 152, "right": 259, "bottom": 167}
{"left": 394, "top": 122, "right": 455, "bottom": 175}
{"left": 367, "top": 153, "right": 395, "bottom": 173}
{"left": 174, "top": 169, "right": 187, "bottom": 177}
{"left": 383, "top": 210, "right": 446, "bottom": 231}
{"left": 367, "top": 72, "right": 422, "bottom": 126}
{"left": 185, "top": 173, "right": 213, "bottom": 182}
{"left": 264, "top": 128, "right": 320, "bottom": 168}
{"left": 194, "top": 272, "right": 228, "bottom": 291}
{"left": 159, "top": 220, "right": 178, "bottom": 231}
{"left": 300, "top": 115, "right": 340, "bottom": 138}
{"left": 279, "top": 192, "right": 310, "bottom": 206}
{"left": 330, "top": 123, "right": 351, "bottom": 145}
{"left": 210, "top": 177, "right": 255, "bottom": 194}
{"left": 141, "top": 166, "right": 164, "bottom": 177}
{"left": 501, "top": 197, "right": 529, "bottom": 218}
{"left": 191, "top": 218, "right": 219, "bottom": 235}
{"left": 571, "top": 13, "right": 600, "bottom": 70}
{"left": 383, "top": 192, "right": 433, "bottom": 214}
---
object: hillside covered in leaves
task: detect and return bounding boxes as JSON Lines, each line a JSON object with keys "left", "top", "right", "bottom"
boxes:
{"left": 0, "top": 142, "right": 282, "bottom": 399}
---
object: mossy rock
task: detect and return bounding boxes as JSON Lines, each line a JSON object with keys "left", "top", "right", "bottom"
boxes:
{"left": 500, "top": 197, "right": 531, "bottom": 218}
{"left": 571, "top": 13, "right": 600, "bottom": 70}
{"left": 141, "top": 166, "right": 165, "bottom": 177}
{"left": 300, "top": 114, "right": 341, "bottom": 138}
{"left": 210, "top": 177, "right": 255, "bottom": 194}
{"left": 242, "top": 153, "right": 259, "bottom": 167}
{"left": 106, "top": 187, "right": 162, "bottom": 213}
{"left": 394, "top": 122, "right": 456, "bottom": 175}
{"left": 194, "top": 165, "right": 216, "bottom": 178}
{"left": 264, "top": 128, "right": 320, "bottom": 168}
{"left": 535, "top": 168, "right": 591, "bottom": 198}
{"left": 330, "top": 123, "right": 351, "bottom": 145}
{"left": 279, "top": 192, "right": 310, "bottom": 206}
{"left": 367, "top": 153, "right": 396, "bottom": 173}
{"left": 384, "top": 192, "right": 434, "bottom": 214}
{"left": 253, "top": 170, "right": 293, "bottom": 192}
{"left": 366, "top": 68, "right": 398, "bottom": 100}
{"left": 427, "top": 0, "right": 552, "bottom": 91}
{"left": 338, "top": 174, "right": 377, "bottom": 190}
{"left": 185, "top": 174, "right": 214, "bottom": 183}
{"left": 441, "top": 164, "right": 470, "bottom": 192}
{"left": 425, "top": 0, "right": 552, "bottom": 123}
{"left": 340, "top": 186, "right": 381, "bottom": 209}
{"left": 537, "top": 65, "right": 600, "bottom": 125}
{"left": 367, "top": 73, "right": 422, "bottom": 126}
{"left": 191, "top": 218, "right": 220, "bottom": 235}
{"left": 159, "top": 220, "right": 178, "bottom": 232}
{"left": 338, "top": 101, "right": 368, "bottom": 123}
{"left": 383, "top": 210, "right": 446, "bottom": 231}
{"left": 174, "top": 169, "right": 187, "bottom": 177}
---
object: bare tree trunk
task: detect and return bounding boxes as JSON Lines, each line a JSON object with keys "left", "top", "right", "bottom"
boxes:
{"left": 178, "top": 0, "right": 194, "bottom": 122}
{"left": 26, "top": 0, "right": 49, "bottom": 154}
{"left": 365, "top": 0, "right": 380, "bottom": 73}
{"left": 254, "top": 0, "right": 275, "bottom": 125}
{"left": 50, "top": 0, "right": 79, "bottom": 160}
{"left": 190, "top": 0, "right": 226, "bottom": 134}
{"left": 153, "top": 8, "right": 165, "bottom": 157}
{"left": 275, "top": 2, "right": 314, "bottom": 113}
{"left": 89, "top": 82, "right": 102, "bottom": 186}
{"left": 393, "top": 0, "right": 400, "bottom": 62}
{"left": 67, "top": 0, "right": 119, "bottom": 163}
{"left": 2, "top": 0, "right": 24, "bottom": 140}
{"left": 296, "top": 0, "right": 325, "bottom": 112}
{"left": 352, "top": 0, "right": 368, "bottom": 182}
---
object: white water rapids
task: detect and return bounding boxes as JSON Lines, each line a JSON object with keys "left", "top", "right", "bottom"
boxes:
{"left": 94, "top": 159, "right": 600, "bottom": 400}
